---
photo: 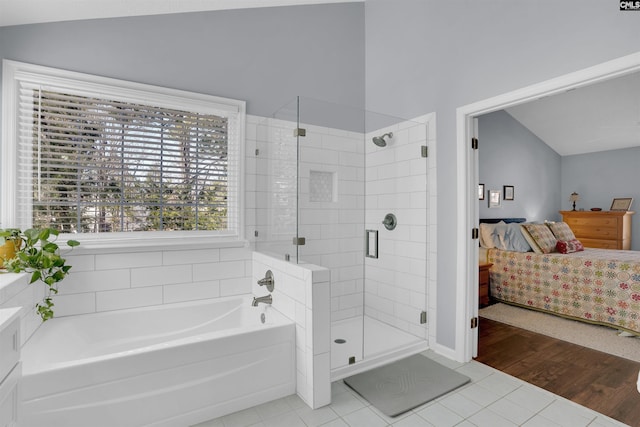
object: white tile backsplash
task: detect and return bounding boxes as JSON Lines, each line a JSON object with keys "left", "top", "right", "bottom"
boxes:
{"left": 57, "top": 269, "right": 131, "bottom": 294}
{"left": 96, "top": 286, "right": 164, "bottom": 312}
{"left": 52, "top": 292, "right": 96, "bottom": 317}
{"left": 131, "top": 264, "right": 192, "bottom": 287}
{"left": 163, "top": 281, "right": 220, "bottom": 303}
{"left": 95, "top": 251, "right": 162, "bottom": 270}
{"left": 193, "top": 260, "right": 247, "bottom": 281}
{"left": 162, "top": 248, "right": 221, "bottom": 265}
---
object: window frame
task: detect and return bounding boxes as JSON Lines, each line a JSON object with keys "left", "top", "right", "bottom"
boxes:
{"left": 1, "top": 60, "right": 246, "bottom": 250}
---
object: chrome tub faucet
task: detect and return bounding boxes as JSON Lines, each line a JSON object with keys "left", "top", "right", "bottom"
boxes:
{"left": 251, "top": 294, "right": 272, "bottom": 306}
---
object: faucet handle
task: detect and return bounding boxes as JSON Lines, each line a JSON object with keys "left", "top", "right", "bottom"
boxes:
{"left": 257, "top": 270, "right": 275, "bottom": 292}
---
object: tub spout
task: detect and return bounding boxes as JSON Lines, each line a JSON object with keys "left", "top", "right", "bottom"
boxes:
{"left": 251, "top": 294, "right": 272, "bottom": 306}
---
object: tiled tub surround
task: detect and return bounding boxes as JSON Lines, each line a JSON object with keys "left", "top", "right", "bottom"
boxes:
{"left": 20, "top": 296, "right": 295, "bottom": 427}
{"left": 252, "top": 252, "right": 331, "bottom": 409}
{"left": 54, "top": 245, "right": 254, "bottom": 317}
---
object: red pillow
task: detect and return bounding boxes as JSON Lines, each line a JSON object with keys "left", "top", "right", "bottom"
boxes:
{"left": 556, "top": 239, "right": 584, "bottom": 254}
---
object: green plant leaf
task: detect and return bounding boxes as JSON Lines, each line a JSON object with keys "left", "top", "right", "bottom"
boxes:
{"left": 30, "top": 270, "right": 41, "bottom": 284}
{"left": 38, "top": 228, "right": 51, "bottom": 241}
{"left": 2, "top": 227, "right": 79, "bottom": 321}
{"left": 42, "top": 242, "right": 59, "bottom": 253}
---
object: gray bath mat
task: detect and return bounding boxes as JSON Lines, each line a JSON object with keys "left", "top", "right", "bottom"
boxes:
{"left": 343, "top": 354, "right": 470, "bottom": 417}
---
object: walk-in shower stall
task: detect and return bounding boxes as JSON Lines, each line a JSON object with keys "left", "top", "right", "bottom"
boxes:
{"left": 254, "top": 97, "right": 431, "bottom": 379}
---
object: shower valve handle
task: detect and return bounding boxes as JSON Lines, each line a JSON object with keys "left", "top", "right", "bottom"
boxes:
{"left": 257, "top": 270, "right": 275, "bottom": 292}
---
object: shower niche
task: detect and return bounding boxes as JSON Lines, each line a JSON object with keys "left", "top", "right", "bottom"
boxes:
{"left": 254, "top": 96, "right": 431, "bottom": 380}
{"left": 309, "top": 170, "right": 336, "bottom": 203}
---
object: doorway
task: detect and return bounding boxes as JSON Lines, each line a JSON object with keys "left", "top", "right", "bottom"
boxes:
{"left": 456, "top": 51, "right": 640, "bottom": 362}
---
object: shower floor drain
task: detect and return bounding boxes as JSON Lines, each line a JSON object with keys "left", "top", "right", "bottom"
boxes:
{"left": 334, "top": 339, "right": 346, "bottom": 344}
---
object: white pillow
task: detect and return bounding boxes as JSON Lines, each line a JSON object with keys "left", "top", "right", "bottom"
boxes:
{"left": 479, "top": 221, "right": 506, "bottom": 248}
{"left": 502, "top": 223, "right": 532, "bottom": 252}
{"left": 480, "top": 221, "right": 531, "bottom": 252}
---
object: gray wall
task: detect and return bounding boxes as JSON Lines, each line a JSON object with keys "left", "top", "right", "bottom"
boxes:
{"left": 479, "top": 110, "right": 640, "bottom": 250}
{"left": 478, "top": 111, "right": 561, "bottom": 222}
{"left": 0, "top": 3, "right": 365, "bottom": 120}
{"left": 562, "top": 147, "right": 640, "bottom": 250}
{"left": 3, "top": 0, "right": 640, "bottom": 355}
{"left": 365, "top": 0, "right": 640, "bottom": 350}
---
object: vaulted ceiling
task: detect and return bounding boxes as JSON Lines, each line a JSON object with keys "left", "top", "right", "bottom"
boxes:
{"left": 505, "top": 71, "right": 640, "bottom": 156}
{"left": 2, "top": 0, "right": 638, "bottom": 158}
{"left": 0, "top": 0, "right": 360, "bottom": 27}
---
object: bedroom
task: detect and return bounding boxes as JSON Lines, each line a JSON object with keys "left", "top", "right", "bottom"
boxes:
{"left": 478, "top": 70, "right": 640, "bottom": 250}
{"left": 477, "top": 67, "right": 640, "bottom": 332}
{"left": 475, "top": 68, "right": 640, "bottom": 416}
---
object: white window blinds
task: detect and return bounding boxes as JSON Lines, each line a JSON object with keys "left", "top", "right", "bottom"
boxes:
{"left": 5, "top": 61, "right": 244, "bottom": 237}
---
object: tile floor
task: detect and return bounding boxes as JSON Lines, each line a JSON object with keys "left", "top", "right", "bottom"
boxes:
{"left": 193, "top": 350, "right": 629, "bottom": 427}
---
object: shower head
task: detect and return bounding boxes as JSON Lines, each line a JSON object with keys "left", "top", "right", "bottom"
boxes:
{"left": 372, "top": 132, "right": 393, "bottom": 147}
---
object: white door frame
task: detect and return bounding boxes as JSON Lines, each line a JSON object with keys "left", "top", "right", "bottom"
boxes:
{"left": 455, "top": 51, "right": 640, "bottom": 362}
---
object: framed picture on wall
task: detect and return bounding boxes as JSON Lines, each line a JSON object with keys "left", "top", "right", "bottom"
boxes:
{"left": 610, "top": 197, "right": 633, "bottom": 211}
{"left": 479, "top": 183, "right": 485, "bottom": 200}
{"left": 503, "top": 185, "right": 514, "bottom": 201}
{"left": 488, "top": 190, "right": 501, "bottom": 208}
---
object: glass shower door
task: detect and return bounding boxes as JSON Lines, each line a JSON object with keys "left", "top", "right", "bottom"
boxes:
{"left": 254, "top": 96, "right": 430, "bottom": 376}
{"left": 295, "top": 97, "right": 366, "bottom": 369}
{"left": 254, "top": 98, "right": 300, "bottom": 262}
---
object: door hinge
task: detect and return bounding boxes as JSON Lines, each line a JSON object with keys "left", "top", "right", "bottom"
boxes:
{"left": 255, "top": 148, "right": 260, "bottom": 156}
{"left": 472, "top": 228, "right": 479, "bottom": 240}
{"left": 421, "top": 146, "right": 428, "bottom": 158}
{"left": 294, "top": 128, "right": 306, "bottom": 137}
{"left": 471, "top": 137, "right": 478, "bottom": 150}
{"left": 420, "top": 311, "right": 427, "bottom": 324}
{"left": 254, "top": 230, "right": 259, "bottom": 237}
{"left": 470, "top": 317, "right": 479, "bottom": 329}
{"left": 293, "top": 237, "right": 306, "bottom": 246}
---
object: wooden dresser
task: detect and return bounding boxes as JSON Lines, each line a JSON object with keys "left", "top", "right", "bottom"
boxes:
{"left": 560, "top": 210, "right": 634, "bottom": 250}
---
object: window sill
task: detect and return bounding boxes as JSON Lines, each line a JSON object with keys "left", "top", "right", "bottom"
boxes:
{"left": 63, "top": 235, "right": 251, "bottom": 255}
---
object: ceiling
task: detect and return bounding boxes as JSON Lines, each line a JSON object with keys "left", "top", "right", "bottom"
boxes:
{"left": 1, "top": 0, "right": 637, "bottom": 157}
{"left": 505, "top": 71, "right": 640, "bottom": 156}
{"left": 0, "top": 0, "right": 360, "bottom": 27}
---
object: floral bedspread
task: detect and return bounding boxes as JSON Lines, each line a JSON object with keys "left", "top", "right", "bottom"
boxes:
{"left": 487, "top": 248, "right": 640, "bottom": 335}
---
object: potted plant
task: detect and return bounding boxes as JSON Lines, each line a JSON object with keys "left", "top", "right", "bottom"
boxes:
{"left": 0, "top": 228, "right": 22, "bottom": 268}
{"left": 1, "top": 228, "right": 79, "bottom": 321}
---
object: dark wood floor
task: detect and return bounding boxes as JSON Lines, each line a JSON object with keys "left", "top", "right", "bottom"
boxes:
{"left": 476, "top": 317, "right": 640, "bottom": 427}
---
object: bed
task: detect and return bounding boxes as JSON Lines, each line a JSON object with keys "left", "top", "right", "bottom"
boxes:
{"left": 480, "top": 218, "right": 640, "bottom": 336}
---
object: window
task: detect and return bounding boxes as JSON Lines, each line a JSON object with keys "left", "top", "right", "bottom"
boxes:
{"left": 2, "top": 60, "right": 245, "bottom": 243}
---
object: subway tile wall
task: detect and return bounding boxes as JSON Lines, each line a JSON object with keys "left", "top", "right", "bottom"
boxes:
{"left": 252, "top": 252, "right": 331, "bottom": 409}
{"left": 297, "top": 125, "right": 365, "bottom": 323}
{"left": 252, "top": 112, "right": 435, "bottom": 343}
{"left": 252, "top": 116, "right": 366, "bottom": 323}
{"left": 55, "top": 246, "right": 253, "bottom": 317}
{"left": 364, "top": 114, "right": 434, "bottom": 340}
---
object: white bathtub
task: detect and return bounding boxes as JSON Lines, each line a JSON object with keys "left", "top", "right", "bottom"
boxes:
{"left": 20, "top": 296, "right": 296, "bottom": 427}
